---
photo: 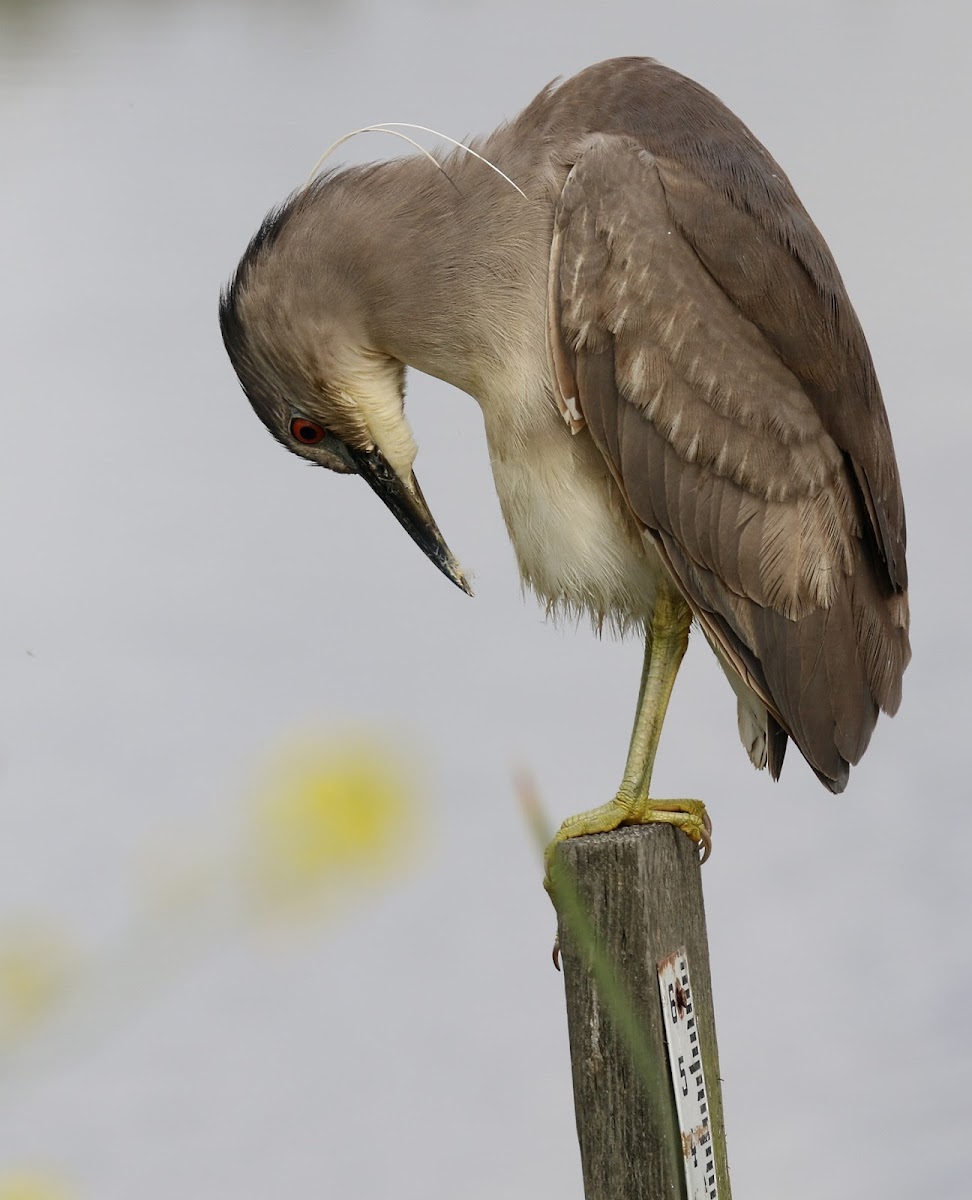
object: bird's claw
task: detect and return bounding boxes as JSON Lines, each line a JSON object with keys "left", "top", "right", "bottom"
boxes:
{"left": 543, "top": 795, "right": 712, "bottom": 886}
{"left": 543, "top": 796, "right": 711, "bottom": 968}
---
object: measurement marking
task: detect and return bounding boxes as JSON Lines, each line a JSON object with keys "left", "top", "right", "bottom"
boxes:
{"left": 658, "top": 949, "right": 719, "bottom": 1200}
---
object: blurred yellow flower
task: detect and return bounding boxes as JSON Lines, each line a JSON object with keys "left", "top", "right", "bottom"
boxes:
{"left": 0, "top": 925, "right": 75, "bottom": 1050}
{"left": 0, "top": 1171, "right": 73, "bottom": 1200}
{"left": 247, "top": 735, "right": 420, "bottom": 909}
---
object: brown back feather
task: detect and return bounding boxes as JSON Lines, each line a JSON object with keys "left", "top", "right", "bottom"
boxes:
{"left": 549, "top": 80, "right": 910, "bottom": 787}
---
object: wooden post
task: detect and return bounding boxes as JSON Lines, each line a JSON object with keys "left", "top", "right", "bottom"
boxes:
{"left": 555, "top": 824, "right": 731, "bottom": 1200}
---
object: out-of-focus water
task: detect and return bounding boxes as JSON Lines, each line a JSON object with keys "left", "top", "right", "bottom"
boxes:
{"left": 1, "top": 2, "right": 970, "bottom": 1197}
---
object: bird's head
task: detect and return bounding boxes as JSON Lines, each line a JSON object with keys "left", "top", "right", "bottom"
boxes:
{"left": 218, "top": 189, "right": 471, "bottom": 595}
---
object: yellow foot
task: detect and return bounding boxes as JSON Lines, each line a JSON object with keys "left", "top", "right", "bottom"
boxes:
{"left": 543, "top": 795, "right": 712, "bottom": 894}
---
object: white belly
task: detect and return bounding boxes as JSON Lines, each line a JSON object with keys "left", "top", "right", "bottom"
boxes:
{"left": 484, "top": 412, "right": 663, "bottom": 632}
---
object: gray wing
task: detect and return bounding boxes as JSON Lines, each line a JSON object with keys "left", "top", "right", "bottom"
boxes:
{"left": 548, "top": 134, "right": 911, "bottom": 790}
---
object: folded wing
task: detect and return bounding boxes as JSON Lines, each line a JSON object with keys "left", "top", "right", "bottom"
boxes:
{"left": 549, "top": 134, "right": 910, "bottom": 790}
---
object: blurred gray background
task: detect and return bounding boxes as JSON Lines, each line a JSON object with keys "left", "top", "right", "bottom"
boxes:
{"left": 1, "top": 1, "right": 970, "bottom": 1197}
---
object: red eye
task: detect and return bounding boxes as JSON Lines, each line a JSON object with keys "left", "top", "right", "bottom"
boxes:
{"left": 290, "top": 418, "right": 326, "bottom": 445}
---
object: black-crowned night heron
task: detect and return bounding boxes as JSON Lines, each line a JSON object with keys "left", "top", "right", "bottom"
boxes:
{"left": 219, "top": 58, "right": 910, "bottom": 872}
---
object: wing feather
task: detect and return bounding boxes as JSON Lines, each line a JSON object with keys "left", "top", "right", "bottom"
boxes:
{"left": 553, "top": 133, "right": 910, "bottom": 788}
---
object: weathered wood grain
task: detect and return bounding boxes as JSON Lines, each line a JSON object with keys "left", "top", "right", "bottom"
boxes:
{"left": 556, "top": 824, "right": 731, "bottom": 1200}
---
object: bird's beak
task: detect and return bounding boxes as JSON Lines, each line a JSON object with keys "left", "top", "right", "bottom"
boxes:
{"left": 348, "top": 445, "right": 473, "bottom": 596}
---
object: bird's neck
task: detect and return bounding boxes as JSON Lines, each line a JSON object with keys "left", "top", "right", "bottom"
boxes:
{"left": 333, "top": 154, "right": 554, "bottom": 400}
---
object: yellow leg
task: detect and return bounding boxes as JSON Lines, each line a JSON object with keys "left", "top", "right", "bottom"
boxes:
{"left": 544, "top": 583, "right": 711, "bottom": 891}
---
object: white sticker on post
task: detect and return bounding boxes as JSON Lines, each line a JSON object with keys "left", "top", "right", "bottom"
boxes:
{"left": 657, "top": 948, "right": 718, "bottom": 1200}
